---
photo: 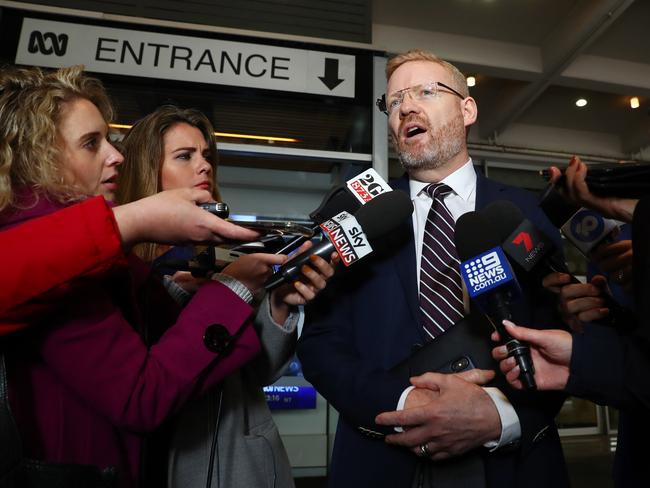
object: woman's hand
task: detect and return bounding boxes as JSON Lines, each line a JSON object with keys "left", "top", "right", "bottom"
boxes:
{"left": 221, "top": 253, "right": 286, "bottom": 299}
{"left": 270, "top": 241, "right": 339, "bottom": 324}
{"left": 492, "top": 321, "right": 572, "bottom": 391}
{"left": 542, "top": 272, "right": 609, "bottom": 331}
{"left": 548, "top": 156, "right": 638, "bottom": 223}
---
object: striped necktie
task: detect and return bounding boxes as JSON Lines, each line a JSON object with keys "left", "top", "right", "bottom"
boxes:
{"left": 419, "top": 183, "right": 465, "bottom": 339}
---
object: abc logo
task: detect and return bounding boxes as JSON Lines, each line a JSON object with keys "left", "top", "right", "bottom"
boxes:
{"left": 27, "top": 31, "right": 69, "bottom": 56}
{"left": 569, "top": 209, "right": 604, "bottom": 242}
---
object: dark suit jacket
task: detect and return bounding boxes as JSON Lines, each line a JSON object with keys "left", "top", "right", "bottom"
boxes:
{"left": 567, "top": 196, "right": 650, "bottom": 487}
{"left": 299, "top": 170, "right": 570, "bottom": 488}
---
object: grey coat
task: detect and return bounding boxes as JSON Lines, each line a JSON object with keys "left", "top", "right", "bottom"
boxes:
{"left": 168, "top": 294, "right": 298, "bottom": 488}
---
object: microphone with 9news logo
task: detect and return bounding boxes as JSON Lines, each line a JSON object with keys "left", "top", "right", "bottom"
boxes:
{"left": 455, "top": 211, "right": 537, "bottom": 390}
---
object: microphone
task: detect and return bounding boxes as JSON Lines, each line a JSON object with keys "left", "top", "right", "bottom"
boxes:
{"left": 309, "top": 168, "right": 393, "bottom": 224}
{"left": 482, "top": 201, "right": 577, "bottom": 282}
{"left": 539, "top": 184, "right": 619, "bottom": 256}
{"left": 199, "top": 202, "right": 230, "bottom": 219}
{"left": 265, "top": 190, "right": 413, "bottom": 289}
{"left": 455, "top": 211, "right": 537, "bottom": 390}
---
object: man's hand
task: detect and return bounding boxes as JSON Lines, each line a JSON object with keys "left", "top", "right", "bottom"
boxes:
{"left": 374, "top": 369, "right": 498, "bottom": 461}
{"left": 113, "top": 188, "right": 259, "bottom": 250}
{"left": 591, "top": 239, "right": 634, "bottom": 293}
{"left": 542, "top": 272, "right": 609, "bottom": 331}
{"left": 492, "top": 321, "right": 572, "bottom": 391}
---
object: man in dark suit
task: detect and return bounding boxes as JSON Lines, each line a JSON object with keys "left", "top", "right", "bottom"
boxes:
{"left": 298, "top": 49, "right": 569, "bottom": 487}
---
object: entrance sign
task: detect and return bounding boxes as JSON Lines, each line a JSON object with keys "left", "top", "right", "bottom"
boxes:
{"left": 16, "top": 17, "right": 356, "bottom": 98}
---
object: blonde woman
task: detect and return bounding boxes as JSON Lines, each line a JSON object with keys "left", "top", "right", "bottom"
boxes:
{"left": 0, "top": 66, "right": 264, "bottom": 488}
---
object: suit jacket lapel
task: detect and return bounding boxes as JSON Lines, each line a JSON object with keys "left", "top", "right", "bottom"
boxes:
{"left": 391, "top": 175, "right": 425, "bottom": 341}
{"left": 475, "top": 169, "right": 506, "bottom": 211}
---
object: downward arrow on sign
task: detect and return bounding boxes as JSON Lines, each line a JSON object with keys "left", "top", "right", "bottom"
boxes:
{"left": 319, "top": 58, "right": 344, "bottom": 90}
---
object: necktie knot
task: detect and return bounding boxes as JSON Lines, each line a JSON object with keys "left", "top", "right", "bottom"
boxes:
{"left": 424, "top": 183, "right": 453, "bottom": 200}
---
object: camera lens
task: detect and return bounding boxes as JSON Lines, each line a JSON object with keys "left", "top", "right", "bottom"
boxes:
{"left": 451, "top": 357, "right": 470, "bottom": 372}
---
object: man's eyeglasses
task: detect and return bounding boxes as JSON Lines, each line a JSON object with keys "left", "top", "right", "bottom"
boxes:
{"left": 376, "top": 81, "right": 465, "bottom": 115}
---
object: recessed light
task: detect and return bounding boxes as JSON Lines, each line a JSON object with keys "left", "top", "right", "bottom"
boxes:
{"left": 466, "top": 76, "right": 476, "bottom": 87}
{"left": 630, "top": 96, "right": 640, "bottom": 109}
{"left": 575, "top": 98, "right": 588, "bottom": 108}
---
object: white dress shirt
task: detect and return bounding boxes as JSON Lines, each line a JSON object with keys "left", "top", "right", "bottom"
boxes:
{"left": 396, "top": 159, "right": 521, "bottom": 450}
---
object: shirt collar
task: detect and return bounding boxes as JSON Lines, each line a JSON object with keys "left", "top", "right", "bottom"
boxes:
{"left": 409, "top": 159, "right": 476, "bottom": 201}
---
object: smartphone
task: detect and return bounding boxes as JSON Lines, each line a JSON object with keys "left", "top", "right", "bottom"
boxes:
{"left": 227, "top": 215, "right": 315, "bottom": 237}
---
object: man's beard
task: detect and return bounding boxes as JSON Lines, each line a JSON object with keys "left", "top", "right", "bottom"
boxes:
{"left": 396, "top": 114, "right": 465, "bottom": 171}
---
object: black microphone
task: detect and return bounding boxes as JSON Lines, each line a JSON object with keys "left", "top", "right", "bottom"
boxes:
{"left": 455, "top": 211, "right": 537, "bottom": 390}
{"left": 199, "top": 202, "right": 230, "bottom": 219}
{"left": 309, "top": 168, "right": 393, "bottom": 224}
{"left": 265, "top": 190, "right": 413, "bottom": 289}
{"left": 482, "top": 201, "right": 578, "bottom": 282}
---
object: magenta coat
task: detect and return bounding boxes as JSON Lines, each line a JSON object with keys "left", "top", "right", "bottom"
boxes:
{"left": 1, "top": 192, "right": 261, "bottom": 487}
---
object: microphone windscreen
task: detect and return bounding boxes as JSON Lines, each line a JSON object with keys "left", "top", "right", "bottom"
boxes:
{"left": 454, "top": 211, "right": 502, "bottom": 261}
{"left": 309, "top": 185, "right": 361, "bottom": 224}
{"left": 353, "top": 190, "right": 413, "bottom": 242}
{"left": 538, "top": 185, "right": 579, "bottom": 227}
{"left": 481, "top": 201, "right": 525, "bottom": 241}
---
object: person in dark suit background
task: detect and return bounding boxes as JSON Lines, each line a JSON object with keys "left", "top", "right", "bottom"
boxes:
{"left": 298, "top": 49, "right": 569, "bottom": 488}
{"left": 493, "top": 156, "right": 648, "bottom": 487}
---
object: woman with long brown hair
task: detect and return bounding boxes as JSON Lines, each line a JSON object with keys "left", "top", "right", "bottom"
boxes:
{"left": 118, "top": 105, "right": 335, "bottom": 488}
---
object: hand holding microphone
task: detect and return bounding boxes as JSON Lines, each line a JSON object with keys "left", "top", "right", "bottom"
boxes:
{"left": 454, "top": 211, "right": 537, "bottom": 390}
{"left": 265, "top": 190, "right": 414, "bottom": 290}
{"left": 491, "top": 321, "right": 572, "bottom": 391}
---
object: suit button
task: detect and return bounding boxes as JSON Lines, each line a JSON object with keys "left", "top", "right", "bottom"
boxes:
{"left": 203, "top": 324, "right": 232, "bottom": 354}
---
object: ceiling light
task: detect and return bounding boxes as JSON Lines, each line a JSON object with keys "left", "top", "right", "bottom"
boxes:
{"left": 575, "top": 98, "right": 588, "bottom": 108}
{"left": 630, "top": 96, "right": 640, "bottom": 109}
{"left": 466, "top": 76, "right": 476, "bottom": 87}
{"left": 109, "top": 124, "right": 299, "bottom": 143}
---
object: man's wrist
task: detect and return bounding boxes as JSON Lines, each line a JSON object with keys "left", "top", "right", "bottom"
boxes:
{"left": 482, "top": 387, "right": 520, "bottom": 450}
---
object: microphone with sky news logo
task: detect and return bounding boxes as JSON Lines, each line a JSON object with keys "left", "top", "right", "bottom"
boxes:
{"left": 264, "top": 190, "right": 413, "bottom": 289}
{"left": 455, "top": 211, "right": 537, "bottom": 390}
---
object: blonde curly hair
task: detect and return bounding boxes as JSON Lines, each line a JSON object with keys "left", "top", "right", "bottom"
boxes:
{"left": 0, "top": 65, "right": 113, "bottom": 211}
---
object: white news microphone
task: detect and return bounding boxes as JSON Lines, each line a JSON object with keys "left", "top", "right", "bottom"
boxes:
{"left": 309, "top": 168, "right": 393, "bottom": 224}
{"left": 560, "top": 208, "right": 619, "bottom": 256}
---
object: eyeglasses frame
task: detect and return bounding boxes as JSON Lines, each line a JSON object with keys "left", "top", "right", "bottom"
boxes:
{"left": 376, "top": 81, "right": 466, "bottom": 115}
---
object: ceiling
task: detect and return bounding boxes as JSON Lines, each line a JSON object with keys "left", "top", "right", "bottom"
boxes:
{"left": 372, "top": 0, "right": 650, "bottom": 163}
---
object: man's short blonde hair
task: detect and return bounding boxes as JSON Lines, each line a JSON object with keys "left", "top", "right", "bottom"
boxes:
{"left": 385, "top": 49, "right": 469, "bottom": 98}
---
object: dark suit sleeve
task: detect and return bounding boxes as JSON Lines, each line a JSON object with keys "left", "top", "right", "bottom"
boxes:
{"left": 298, "top": 268, "right": 412, "bottom": 435}
{"left": 567, "top": 197, "right": 650, "bottom": 413}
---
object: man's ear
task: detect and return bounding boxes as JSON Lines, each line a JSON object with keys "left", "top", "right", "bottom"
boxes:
{"left": 461, "top": 96, "right": 478, "bottom": 128}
